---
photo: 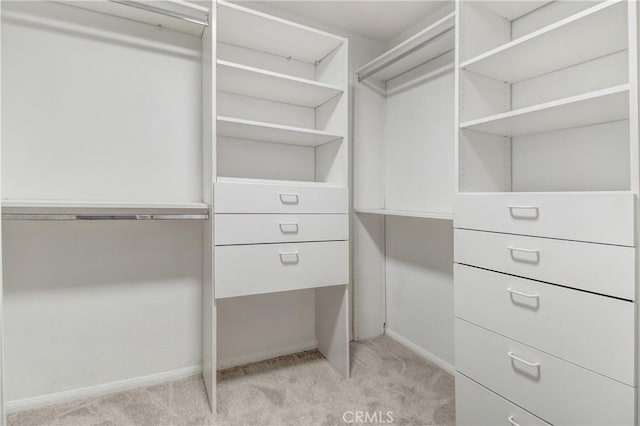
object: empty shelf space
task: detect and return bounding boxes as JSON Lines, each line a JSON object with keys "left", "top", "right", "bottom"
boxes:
{"left": 461, "top": 0, "right": 627, "bottom": 82}
{"left": 217, "top": 116, "right": 343, "bottom": 147}
{"left": 477, "top": 1, "right": 553, "bottom": 20}
{"left": 217, "top": 60, "right": 343, "bottom": 107}
{"left": 357, "top": 12, "right": 455, "bottom": 82}
{"left": 217, "top": 0, "right": 345, "bottom": 64}
{"left": 355, "top": 208, "right": 453, "bottom": 220}
{"left": 460, "top": 85, "right": 629, "bottom": 137}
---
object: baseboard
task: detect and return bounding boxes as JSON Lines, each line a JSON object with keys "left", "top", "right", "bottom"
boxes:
{"left": 384, "top": 328, "right": 456, "bottom": 375}
{"left": 6, "top": 365, "right": 202, "bottom": 414}
{"left": 217, "top": 339, "right": 319, "bottom": 370}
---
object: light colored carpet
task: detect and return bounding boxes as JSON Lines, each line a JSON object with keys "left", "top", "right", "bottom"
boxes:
{"left": 8, "top": 336, "right": 455, "bottom": 426}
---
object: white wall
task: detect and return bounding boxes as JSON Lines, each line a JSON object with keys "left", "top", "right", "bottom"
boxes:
{"left": 385, "top": 218, "right": 454, "bottom": 369}
{"left": 1, "top": 1, "right": 204, "bottom": 405}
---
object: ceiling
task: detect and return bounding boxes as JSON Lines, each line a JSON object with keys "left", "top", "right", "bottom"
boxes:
{"left": 247, "top": 1, "right": 449, "bottom": 42}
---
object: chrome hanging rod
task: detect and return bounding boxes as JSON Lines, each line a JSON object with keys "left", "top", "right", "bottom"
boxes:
{"left": 110, "top": 0, "right": 209, "bottom": 27}
{"left": 357, "top": 26, "right": 454, "bottom": 83}
{"left": 2, "top": 213, "right": 209, "bottom": 221}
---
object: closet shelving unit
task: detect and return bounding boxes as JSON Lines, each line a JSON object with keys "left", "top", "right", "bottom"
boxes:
{"left": 353, "top": 7, "right": 456, "bottom": 351}
{"left": 1, "top": 0, "right": 213, "bottom": 421}
{"left": 209, "top": 0, "right": 350, "bottom": 410}
{"left": 455, "top": 0, "right": 638, "bottom": 424}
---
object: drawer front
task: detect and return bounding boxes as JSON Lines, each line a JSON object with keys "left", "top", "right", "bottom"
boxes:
{"left": 455, "top": 319, "right": 635, "bottom": 426}
{"left": 214, "top": 181, "right": 348, "bottom": 213}
{"left": 215, "top": 241, "right": 349, "bottom": 298}
{"left": 454, "top": 229, "right": 635, "bottom": 300}
{"left": 456, "top": 373, "right": 550, "bottom": 426}
{"left": 455, "top": 192, "right": 635, "bottom": 246}
{"left": 215, "top": 214, "right": 348, "bottom": 245}
{"left": 455, "top": 264, "right": 634, "bottom": 385}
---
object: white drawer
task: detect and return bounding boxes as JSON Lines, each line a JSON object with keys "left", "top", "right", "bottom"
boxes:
{"left": 455, "top": 373, "right": 550, "bottom": 426}
{"left": 215, "top": 241, "right": 349, "bottom": 299}
{"left": 215, "top": 214, "right": 348, "bottom": 245}
{"left": 454, "top": 229, "right": 635, "bottom": 300}
{"left": 455, "top": 192, "right": 635, "bottom": 246}
{"left": 214, "top": 181, "right": 348, "bottom": 213}
{"left": 455, "top": 264, "right": 634, "bottom": 385}
{"left": 455, "top": 319, "right": 635, "bottom": 426}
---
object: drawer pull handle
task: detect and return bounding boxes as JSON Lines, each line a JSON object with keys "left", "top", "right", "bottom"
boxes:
{"left": 279, "top": 193, "right": 299, "bottom": 204}
{"left": 507, "top": 288, "right": 539, "bottom": 299}
{"left": 279, "top": 222, "right": 299, "bottom": 234}
{"left": 507, "top": 416, "right": 521, "bottom": 426}
{"left": 508, "top": 351, "right": 540, "bottom": 367}
{"left": 507, "top": 205, "right": 539, "bottom": 219}
{"left": 508, "top": 246, "right": 540, "bottom": 263}
{"left": 279, "top": 251, "right": 299, "bottom": 264}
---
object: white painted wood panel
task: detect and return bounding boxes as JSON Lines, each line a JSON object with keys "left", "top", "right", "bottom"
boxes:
{"left": 462, "top": 1, "right": 627, "bottom": 83}
{"left": 214, "top": 180, "right": 348, "bottom": 213}
{"left": 217, "top": 60, "right": 342, "bottom": 108}
{"left": 455, "top": 373, "right": 550, "bottom": 426}
{"left": 217, "top": 116, "right": 342, "bottom": 147}
{"left": 214, "top": 241, "right": 349, "bottom": 299}
{"left": 217, "top": 0, "right": 344, "bottom": 64}
{"left": 455, "top": 264, "right": 635, "bottom": 385}
{"left": 454, "top": 192, "right": 635, "bottom": 246}
{"left": 214, "top": 214, "right": 348, "bottom": 245}
{"left": 454, "top": 229, "right": 635, "bottom": 300}
{"left": 460, "top": 85, "right": 629, "bottom": 137}
{"left": 455, "top": 319, "right": 635, "bottom": 426}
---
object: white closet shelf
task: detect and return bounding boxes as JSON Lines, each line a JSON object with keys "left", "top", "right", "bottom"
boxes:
{"left": 217, "top": 116, "right": 343, "bottom": 147}
{"left": 217, "top": 0, "right": 345, "bottom": 64}
{"left": 217, "top": 60, "right": 343, "bottom": 108}
{"left": 357, "top": 12, "right": 455, "bottom": 82}
{"left": 2, "top": 199, "right": 209, "bottom": 214}
{"left": 58, "top": 0, "right": 209, "bottom": 36}
{"left": 355, "top": 208, "right": 453, "bottom": 220}
{"left": 460, "top": 85, "right": 629, "bottom": 137}
{"left": 461, "top": 0, "right": 626, "bottom": 83}
{"left": 476, "top": 1, "right": 553, "bottom": 21}
{"left": 216, "top": 176, "right": 345, "bottom": 188}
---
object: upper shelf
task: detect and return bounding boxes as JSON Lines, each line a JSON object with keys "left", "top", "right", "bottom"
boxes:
{"left": 357, "top": 12, "right": 455, "bottom": 83}
{"left": 460, "top": 85, "right": 629, "bottom": 137}
{"left": 461, "top": 0, "right": 627, "bottom": 83}
{"left": 217, "top": 60, "right": 343, "bottom": 108}
{"left": 217, "top": 0, "right": 345, "bottom": 64}
{"left": 217, "top": 116, "right": 343, "bottom": 147}
{"left": 59, "top": 0, "right": 210, "bottom": 37}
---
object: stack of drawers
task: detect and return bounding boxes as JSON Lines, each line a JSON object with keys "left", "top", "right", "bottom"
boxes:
{"left": 213, "top": 180, "right": 349, "bottom": 299}
{"left": 453, "top": 192, "right": 636, "bottom": 425}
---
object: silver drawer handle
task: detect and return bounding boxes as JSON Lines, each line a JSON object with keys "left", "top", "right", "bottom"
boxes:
{"left": 279, "top": 193, "right": 299, "bottom": 204}
{"left": 507, "top": 205, "right": 539, "bottom": 219}
{"left": 278, "top": 222, "right": 299, "bottom": 234}
{"left": 508, "top": 246, "right": 538, "bottom": 254}
{"left": 279, "top": 251, "right": 299, "bottom": 264}
{"left": 507, "top": 416, "right": 521, "bottom": 426}
{"left": 508, "top": 351, "right": 540, "bottom": 367}
{"left": 507, "top": 288, "right": 539, "bottom": 299}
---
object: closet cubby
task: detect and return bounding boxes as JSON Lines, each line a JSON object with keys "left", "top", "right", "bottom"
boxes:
{"left": 458, "top": 0, "right": 631, "bottom": 193}
{"left": 216, "top": 1, "right": 347, "bottom": 185}
{"left": 354, "top": 12, "right": 455, "bottom": 219}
